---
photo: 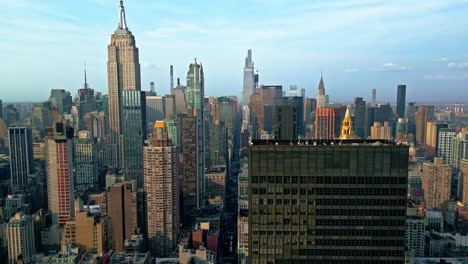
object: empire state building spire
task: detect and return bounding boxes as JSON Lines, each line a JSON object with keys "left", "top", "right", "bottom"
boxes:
{"left": 118, "top": 0, "right": 128, "bottom": 30}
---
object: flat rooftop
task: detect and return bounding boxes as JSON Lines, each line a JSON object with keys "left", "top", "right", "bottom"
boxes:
{"left": 251, "top": 139, "right": 401, "bottom": 146}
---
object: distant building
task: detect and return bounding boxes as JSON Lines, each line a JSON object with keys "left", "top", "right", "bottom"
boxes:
{"left": 314, "top": 106, "right": 345, "bottom": 139}
{"left": 406, "top": 102, "right": 417, "bottom": 136}
{"left": 371, "top": 121, "right": 392, "bottom": 139}
{"left": 7, "top": 212, "right": 35, "bottom": 264}
{"left": 407, "top": 213, "right": 426, "bottom": 257}
{"left": 32, "top": 101, "right": 53, "bottom": 138}
{"left": 73, "top": 131, "right": 99, "bottom": 191}
{"left": 8, "top": 127, "right": 33, "bottom": 192}
{"left": 121, "top": 90, "right": 146, "bottom": 188}
{"left": 452, "top": 131, "right": 468, "bottom": 170}
{"left": 459, "top": 159, "right": 468, "bottom": 203}
{"left": 397, "top": 84, "right": 406, "bottom": 118}
{"left": 209, "top": 123, "right": 228, "bottom": 168}
{"left": 164, "top": 94, "right": 176, "bottom": 119}
{"left": 146, "top": 96, "right": 165, "bottom": 124}
{"left": 62, "top": 202, "right": 110, "bottom": 255}
{"left": 78, "top": 68, "right": 97, "bottom": 130}
{"left": 353, "top": 97, "right": 367, "bottom": 138}
{"left": 171, "top": 85, "right": 187, "bottom": 114}
{"left": 425, "top": 122, "right": 448, "bottom": 152}
{"left": 416, "top": 105, "right": 435, "bottom": 145}
{"left": 242, "top": 50, "right": 255, "bottom": 107}
{"left": 107, "top": 181, "right": 138, "bottom": 253}
{"left": 260, "top": 85, "right": 283, "bottom": 133}
{"left": 422, "top": 158, "right": 452, "bottom": 209}
{"left": 437, "top": 128, "right": 456, "bottom": 165}
{"left": 205, "top": 167, "right": 226, "bottom": 199}
{"left": 46, "top": 118, "right": 75, "bottom": 225}
{"left": 50, "top": 89, "right": 72, "bottom": 115}
{"left": 249, "top": 93, "right": 264, "bottom": 137}
{"left": 396, "top": 118, "right": 408, "bottom": 140}
{"left": 316, "top": 73, "right": 327, "bottom": 108}
{"left": 186, "top": 61, "right": 205, "bottom": 210}
{"left": 179, "top": 114, "right": 199, "bottom": 227}
{"left": 366, "top": 103, "right": 394, "bottom": 137}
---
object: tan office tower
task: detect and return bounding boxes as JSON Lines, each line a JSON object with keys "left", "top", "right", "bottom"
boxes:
{"left": 46, "top": 119, "right": 75, "bottom": 226}
{"left": 107, "top": 0, "right": 141, "bottom": 168}
{"left": 415, "top": 105, "right": 433, "bottom": 146}
{"left": 249, "top": 92, "right": 264, "bottom": 136}
{"left": 144, "top": 121, "right": 179, "bottom": 257}
{"left": 422, "top": 157, "right": 452, "bottom": 209}
{"left": 459, "top": 159, "right": 468, "bottom": 203}
{"left": 7, "top": 212, "right": 35, "bottom": 264}
{"left": 107, "top": 180, "right": 138, "bottom": 252}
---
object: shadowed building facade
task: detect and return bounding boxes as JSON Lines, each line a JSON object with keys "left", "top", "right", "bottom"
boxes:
{"left": 8, "top": 127, "right": 33, "bottom": 192}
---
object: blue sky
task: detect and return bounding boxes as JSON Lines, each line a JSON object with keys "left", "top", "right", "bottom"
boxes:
{"left": 1, "top": 0, "right": 468, "bottom": 103}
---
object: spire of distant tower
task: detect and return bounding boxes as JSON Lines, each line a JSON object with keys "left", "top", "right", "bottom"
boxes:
{"left": 317, "top": 71, "right": 325, "bottom": 96}
{"left": 83, "top": 61, "right": 89, "bottom": 89}
{"left": 118, "top": 0, "right": 128, "bottom": 30}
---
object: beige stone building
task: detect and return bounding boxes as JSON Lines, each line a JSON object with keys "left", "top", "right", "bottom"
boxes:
{"left": 371, "top": 121, "right": 392, "bottom": 140}
{"left": 62, "top": 203, "right": 110, "bottom": 255}
{"left": 143, "top": 121, "right": 179, "bottom": 257}
{"left": 106, "top": 0, "right": 141, "bottom": 168}
{"left": 422, "top": 157, "right": 452, "bottom": 209}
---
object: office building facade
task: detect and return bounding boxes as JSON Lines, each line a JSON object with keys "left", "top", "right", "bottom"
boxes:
{"left": 248, "top": 139, "right": 408, "bottom": 263}
{"left": 8, "top": 127, "right": 33, "bottom": 192}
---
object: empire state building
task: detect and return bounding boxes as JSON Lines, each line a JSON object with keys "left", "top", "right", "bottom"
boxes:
{"left": 106, "top": 0, "right": 145, "bottom": 187}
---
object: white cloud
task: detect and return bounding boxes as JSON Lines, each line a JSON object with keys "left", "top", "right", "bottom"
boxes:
{"left": 448, "top": 62, "right": 468, "bottom": 69}
{"left": 424, "top": 73, "right": 468, "bottom": 80}
{"left": 381, "top": 62, "right": 409, "bottom": 72}
{"left": 440, "top": 57, "right": 449, "bottom": 62}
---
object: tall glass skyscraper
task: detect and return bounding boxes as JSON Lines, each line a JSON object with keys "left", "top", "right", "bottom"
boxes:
{"left": 186, "top": 61, "right": 205, "bottom": 207}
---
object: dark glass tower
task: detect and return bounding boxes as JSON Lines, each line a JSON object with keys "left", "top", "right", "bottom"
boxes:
{"left": 8, "top": 127, "right": 33, "bottom": 192}
{"left": 396, "top": 85, "right": 406, "bottom": 118}
{"left": 353, "top": 97, "right": 366, "bottom": 138}
{"left": 249, "top": 139, "right": 408, "bottom": 263}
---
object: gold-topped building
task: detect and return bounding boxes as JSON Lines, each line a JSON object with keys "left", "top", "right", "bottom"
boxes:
{"left": 339, "top": 106, "right": 357, "bottom": 139}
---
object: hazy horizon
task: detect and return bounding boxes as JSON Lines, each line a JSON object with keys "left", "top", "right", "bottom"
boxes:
{"left": 1, "top": 0, "right": 468, "bottom": 102}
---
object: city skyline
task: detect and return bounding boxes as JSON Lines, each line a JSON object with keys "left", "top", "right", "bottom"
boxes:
{"left": 2, "top": 0, "right": 468, "bottom": 102}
